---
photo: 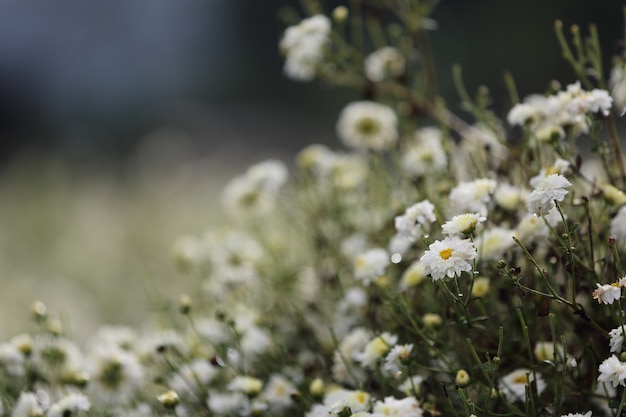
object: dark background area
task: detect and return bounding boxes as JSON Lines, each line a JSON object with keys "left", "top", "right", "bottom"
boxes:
{"left": 0, "top": 0, "right": 623, "bottom": 168}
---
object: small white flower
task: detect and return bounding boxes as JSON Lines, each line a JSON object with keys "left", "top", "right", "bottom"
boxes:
{"left": 611, "top": 205, "right": 626, "bottom": 244}
{"left": 394, "top": 200, "right": 436, "bottom": 242}
{"left": 357, "top": 332, "right": 398, "bottom": 368}
{"left": 227, "top": 376, "right": 263, "bottom": 396}
{"left": 609, "top": 326, "right": 626, "bottom": 353}
{"left": 354, "top": 248, "right": 390, "bottom": 285}
{"left": 420, "top": 237, "right": 477, "bottom": 280}
{"left": 507, "top": 103, "right": 537, "bottom": 126}
{"left": 337, "top": 101, "right": 398, "bottom": 151}
{"left": 365, "top": 46, "right": 405, "bottom": 82}
{"left": 593, "top": 283, "right": 622, "bottom": 305}
{"left": 598, "top": 355, "right": 626, "bottom": 387}
{"left": 383, "top": 344, "right": 413, "bottom": 376}
{"left": 475, "top": 227, "right": 516, "bottom": 261}
{"left": 500, "top": 368, "right": 546, "bottom": 402}
{"left": 372, "top": 396, "right": 423, "bottom": 417}
{"left": 11, "top": 392, "right": 43, "bottom": 417}
{"left": 561, "top": 413, "right": 592, "bottom": 417}
{"left": 46, "top": 393, "right": 91, "bottom": 417}
{"left": 441, "top": 213, "right": 486, "bottom": 236}
{"left": 527, "top": 173, "right": 571, "bottom": 216}
{"left": 449, "top": 178, "right": 497, "bottom": 215}
{"left": 280, "top": 15, "right": 331, "bottom": 82}
{"left": 401, "top": 127, "right": 447, "bottom": 178}
{"left": 262, "top": 374, "right": 297, "bottom": 411}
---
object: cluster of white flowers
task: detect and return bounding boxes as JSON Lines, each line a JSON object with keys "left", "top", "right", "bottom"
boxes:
{"left": 508, "top": 81, "right": 613, "bottom": 139}
{"left": 280, "top": 15, "right": 331, "bottom": 81}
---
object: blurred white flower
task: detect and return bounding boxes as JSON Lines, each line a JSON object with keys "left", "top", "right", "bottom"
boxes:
{"left": 500, "top": 368, "right": 546, "bottom": 402}
{"left": 449, "top": 178, "right": 497, "bottom": 215}
{"left": 364, "top": 46, "right": 405, "bottom": 82}
{"left": 401, "top": 127, "right": 447, "bottom": 178}
{"left": 46, "top": 393, "right": 90, "bottom": 417}
{"left": 354, "top": 248, "right": 390, "bottom": 285}
{"left": 357, "top": 332, "right": 398, "bottom": 368}
{"left": 86, "top": 346, "right": 144, "bottom": 405}
{"left": 609, "top": 326, "right": 626, "bottom": 353}
{"left": 280, "top": 15, "right": 331, "bottom": 81}
{"left": 337, "top": 101, "right": 398, "bottom": 151}
{"left": 372, "top": 396, "right": 423, "bottom": 417}
{"left": 11, "top": 392, "right": 43, "bottom": 417}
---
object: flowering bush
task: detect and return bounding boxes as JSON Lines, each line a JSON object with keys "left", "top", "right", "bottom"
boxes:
{"left": 5, "top": 2, "right": 626, "bottom": 417}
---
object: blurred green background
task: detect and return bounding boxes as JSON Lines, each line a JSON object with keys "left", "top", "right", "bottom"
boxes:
{"left": 0, "top": 0, "right": 622, "bottom": 340}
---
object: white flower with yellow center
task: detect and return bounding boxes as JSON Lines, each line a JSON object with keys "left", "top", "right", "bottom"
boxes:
{"left": 500, "top": 368, "right": 546, "bottom": 402}
{"left": 441, "top": 213, "right": 486, "bottom": 236}
{"left": 354, "top": 248, "right": 389, "bottom": 285}
{"left": 420, "top": 237, "right": 477, "bottom": 281}
{"left": 372, "top": 396, "right": 423, "bottom": 417}
{"left": 475, "top": 227, "right": 516, "bottom": 261}
{"left": 336, "top": 101, "right": 398, "bottom": 151}
{"left": 357, "top": 332, "right": 398, "bottom": 368}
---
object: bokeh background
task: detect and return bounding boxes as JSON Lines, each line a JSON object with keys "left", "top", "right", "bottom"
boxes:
{"left": 0, "top": 0, "right": 622, "bottom": 340}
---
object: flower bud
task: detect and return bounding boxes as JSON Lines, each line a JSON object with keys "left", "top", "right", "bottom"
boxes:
{"left": 158, "top": 390, "right": 180, "bottom": 409}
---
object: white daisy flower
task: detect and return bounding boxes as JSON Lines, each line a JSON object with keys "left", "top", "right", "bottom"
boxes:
{"left": 500, "top": 368, "right": 546, "bottom": 402}
{"left": 441, "top": 213, "right": 486, "bottom": 236}
{"left": 598, "top": 355, "right": 626, "bottom": 387}
{"left": 86, "top": 346, "right": 144, "bottom": 405}
{"left": 365, "top": 46, "right": 406, "bottom": 82}
{"left": 11, "top": 392, "right": 43, "bottom": 417}
{"left": 372, "top": 396, "right": 423, "bottom": 417}
{"left": 400, "top": 127, "right": 447, "bottom": 178}
{"left": 357, "top": 332, "right": 398, "bottom": 368}
{"left": 383, "top": 344, "right": 413, "bottom": 376}
{"left": 610, "top": 60, "right": 626, "bottom": 113}
{"left": 475, "top": 227, "right": 516, "bottom": 261}
{"left": 561, "top": 412, "right": 592, "bottom": 417}
{"left": 609, "top": 326, "right": 626, "bottom": 353}
{"left": 262, "top": 374, "right": 297, "bottom": 411}
{"left": 394, "top": 200, "right": 436, "bottom": 241}
{"left": 449, "top": 178, "right": 497, "bottom": 215}
{"left": 280, "top": 15, "right": 331, "bottom": 82}
{"left": 336, "top": 101, "right": 398, "bottom": 151}
{"left": 611, "top": 205, "right": 626, "bottom": 244}
{"left": 227, "top": 376, "right": 263, "bottom": 396}
{"left": 420, "top": 236, "right": 477, "bottom": 281}
{"left": 527, "top": 173, "right": 571, "bottom": 216}
{"left": 46, "top": 393, "right": 91, "bottom": 417}
{"left": 354, "top": 248, "right": 390, "bottom": 285}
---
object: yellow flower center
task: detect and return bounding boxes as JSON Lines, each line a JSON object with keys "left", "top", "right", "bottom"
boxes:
{"left": 356, "top": 117, "right": 380, "bottom": 136}
{"left": 513, "top": 374, "right": 527, "bottom": 384}
{"left": 439, "top": 248, "right": 453, "bottom": 260}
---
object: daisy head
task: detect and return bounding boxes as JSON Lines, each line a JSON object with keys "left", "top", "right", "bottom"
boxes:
{"left": 420, "top": 236, "right": 477, "bottom": 281}
{"left": 336, "top": 101, "right": 398, "bottom": 152}
{"left": 441, "top": 213, "right": 486, "bottom": 236}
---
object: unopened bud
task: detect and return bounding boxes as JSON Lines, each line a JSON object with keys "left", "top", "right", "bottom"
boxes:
{"left": 332, "top": 6, "right": 348, "bottom": 23}
{"left": 157, "top": 390, "right": 180, "bottom": 409}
